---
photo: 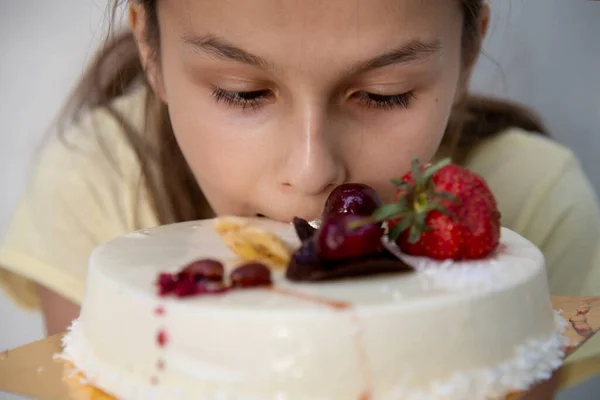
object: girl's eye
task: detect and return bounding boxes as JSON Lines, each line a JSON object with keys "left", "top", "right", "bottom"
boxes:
{"left": 352, "top": 91, "right": 415, "bottom": 110}
{"left": 211, "top": 87, "right": 272, "bottom": 110}
{"left": 211, "top": 87, "right": 414, "bottom": 111}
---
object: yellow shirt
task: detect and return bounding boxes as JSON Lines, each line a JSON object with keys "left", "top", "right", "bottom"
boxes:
{"left": 1, "top": 88, "right": 599, "bottom": 361}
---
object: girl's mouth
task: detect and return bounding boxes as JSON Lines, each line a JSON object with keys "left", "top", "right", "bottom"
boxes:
{"left": 255, "top": 213, "right": 321, "bottom": 228}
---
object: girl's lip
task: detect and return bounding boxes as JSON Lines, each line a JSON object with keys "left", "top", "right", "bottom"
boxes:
{"left": 255, "top": 213, "right": 321, "bottom": 228}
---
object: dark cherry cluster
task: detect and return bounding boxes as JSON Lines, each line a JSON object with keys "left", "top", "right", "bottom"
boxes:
{"left": 157, "top": 259, "right": 272, "bottom": 298}
{"left": 287, "top": 184, "right": 410, "bottom": 282}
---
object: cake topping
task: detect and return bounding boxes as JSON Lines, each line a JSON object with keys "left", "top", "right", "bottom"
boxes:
{"left": 156, "top": 260, "right": 272, "bottom": 297}
{"left": 316, "top": 214, "right": 383, "bottom": 260}
{"left": 156, "top": 218, "right": 287, "bottom": 298}
{"left": 286, "top": 158, "right": 502, "bottom": 281}
{"left": 156, "top": 260, "right": 230, "bottom": 298}
{"left": 172, "top": 277, "right": 223, "bottom": 298}
{"left": 286, "top": 242, "right": 411, "bottom": 282}
{"left": 285, "top": 182, "right": 408, "bottom": 282}
{"left": 230, "top": 262, "right": 272, "bottom": 288}
{"left": 157, "top": 273, "right": 177, "bottom": 296}
{"left": 214, "top": 216, "right": 292, "bottom": 267}
{"left": 322, "top": 183, "right": 382, "bottom": 218}
{"left": 371, "top": 158, "right": 501, "bottom": 260}
{"left": 156, "top": 159, "right": 500, "bottom": 289}
{"left": 292, "top": 216, "right": 317, "bottom": 241}
{"left": 285, "top": 185, "right": 408, "bottom": 282}
{"left": 286, "top": 214, "right": 411, "bottom": 282}
{"left": 177, "top": 259, "right": 224, "bottom": 282}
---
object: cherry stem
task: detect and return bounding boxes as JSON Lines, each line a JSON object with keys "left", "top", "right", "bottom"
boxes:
{"left": 347, "top": 217, "right": 376, "bottom": 231}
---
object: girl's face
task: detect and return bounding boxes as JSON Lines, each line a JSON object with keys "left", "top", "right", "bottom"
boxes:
{"left": 135, "top": 0, "right": 469, "bottom": 222}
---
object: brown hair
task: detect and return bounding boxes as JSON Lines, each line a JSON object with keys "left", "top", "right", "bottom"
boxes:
{"left": 60, "top": 0, "right": 547, "bottom": 227}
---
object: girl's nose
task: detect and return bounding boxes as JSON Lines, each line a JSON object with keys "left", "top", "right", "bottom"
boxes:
{"left": 278, "top": 103, "right": 346, "bottom": 197}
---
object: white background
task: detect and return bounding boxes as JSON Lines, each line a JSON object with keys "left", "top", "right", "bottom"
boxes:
{"left": 0, "top": 1, "right": 599, "bottom": 398}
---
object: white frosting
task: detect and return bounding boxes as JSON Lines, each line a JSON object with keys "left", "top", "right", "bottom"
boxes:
{"left": 383, "top": 240, "right": 540, "bottom": 292}
{"left": 386, "top": 311, "right": 568, "bottom": 400}
{"left": 62, "top": 218, "right": 564, "bottom": 400}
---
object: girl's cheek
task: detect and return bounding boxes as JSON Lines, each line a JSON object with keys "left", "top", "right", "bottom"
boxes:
{"left": 347, "top": 95, "right": 451, "bottom": 193}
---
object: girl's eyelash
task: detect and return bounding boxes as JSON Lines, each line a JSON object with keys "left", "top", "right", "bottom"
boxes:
{"left": 211, "top": 87, "right": 272, "bottom": 110}
{"left": 211, "top": 87, "right": 415, "bottom": 111}
{"left": 353, "top": 91, "right": 415, "bottom": 110}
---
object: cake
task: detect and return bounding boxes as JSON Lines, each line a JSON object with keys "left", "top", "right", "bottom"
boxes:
{"left": 59, "top": 160, "right": 568, "bottom": 400}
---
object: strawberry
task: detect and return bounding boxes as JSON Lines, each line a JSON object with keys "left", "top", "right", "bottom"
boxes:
{"left": 372, "top": 158, "right": 501, "bottom": 260}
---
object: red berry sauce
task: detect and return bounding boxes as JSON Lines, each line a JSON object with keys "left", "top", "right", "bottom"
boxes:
{"left": 157, "top": 329, "right": 168, "bottom": 348}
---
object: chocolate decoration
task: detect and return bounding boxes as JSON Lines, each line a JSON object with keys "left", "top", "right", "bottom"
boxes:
{"left": 292, "top": 217, "right": 316, "bottom": 241}
{"left": 286, "top": 217, "right": 412, "bottom": 282}
{"left": 286, "top": 244, "right": 412, "bottom": 282}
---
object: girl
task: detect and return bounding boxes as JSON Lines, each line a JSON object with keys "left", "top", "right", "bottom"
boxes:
{"left": 1, "top": 0, "right": 599, "bottom": 364}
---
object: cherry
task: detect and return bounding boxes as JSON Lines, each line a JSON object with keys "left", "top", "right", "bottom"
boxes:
{"left": 173, "top": 276, "right": 197, "bottom": 297}
{"left": 316, "top": 214, "right": 383, "bottom": 260}
{"left": 172, "top": 277, "right": 228, "bottom": 298}
{"left": 230, "top": 263, "right": 272, "bottom": 288}
{"left": 322, "top": 183, "right": 383, "bottom": 218}
{"left": 157, "top": 260, "right": 271, "bottom": 297}
{"left": 178, "top": 259, "right": 224, "bottom": 282}
{"left": 157, "top": 265, "right": 229, "bottom": 298}
{"left": 194, "top": 282, "right": 229, "bottom": 295}
{"left": 157, "top": 273, "right": 177, "bottom": 296}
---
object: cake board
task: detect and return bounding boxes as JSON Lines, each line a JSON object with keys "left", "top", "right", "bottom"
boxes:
{"left": 1, "top": 296, "right": 599, "bottom": 400}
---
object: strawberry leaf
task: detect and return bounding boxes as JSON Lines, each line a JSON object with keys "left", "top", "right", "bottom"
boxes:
{"left": 392, "top": 182, "right": 412, "bottom": 192}
{"left": 415, "top": 212, "right": 428, "bottom": 231}
{"left": 430, "top": 203, "right": 457, "bottom": 220}
{"left": 388, "top": 218, "right": 412, "bottom": 240}
{"left": 433, "top": 191, "right": 460, "bottom": 203}
{"left": 422, "top": 158, "right": 451, "bottom": 181}
{"left": 408, "top": 225, "right": 421, "bottom": 244}
{"left": 372, "top": 203, "right": 407, "bottom": 222}
{"left": 411, "top": 157, "right": 423, "bottom": 186}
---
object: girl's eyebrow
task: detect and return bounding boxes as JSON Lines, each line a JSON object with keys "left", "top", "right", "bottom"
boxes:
{"left": 182, "top": 34, "right": 272, "bottom": 68}
{"left": 181, "top": 33, "right": 441, "bottom": 74}
{"left": 347, "top": 40, "right": 442, "bottom": 75}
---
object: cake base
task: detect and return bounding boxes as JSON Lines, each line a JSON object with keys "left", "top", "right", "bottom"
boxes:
{"left": 0, "top": 297, "right": 598, "bottom": 400}
{"left": 62, "top": 361, "right": 113, "bottom": 400}
{"left": 60, "top": 313, "right": 567, "bottom": 400}
{"left": 59, "top": 357, "right": 557, "bottom": 400}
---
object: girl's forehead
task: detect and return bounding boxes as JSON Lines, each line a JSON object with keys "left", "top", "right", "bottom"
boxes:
{"left": 163, "top": 0, "right": 461, "bottom": 42}
{"left": 160, "top": 0, "right": 463, "bottom": 69}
